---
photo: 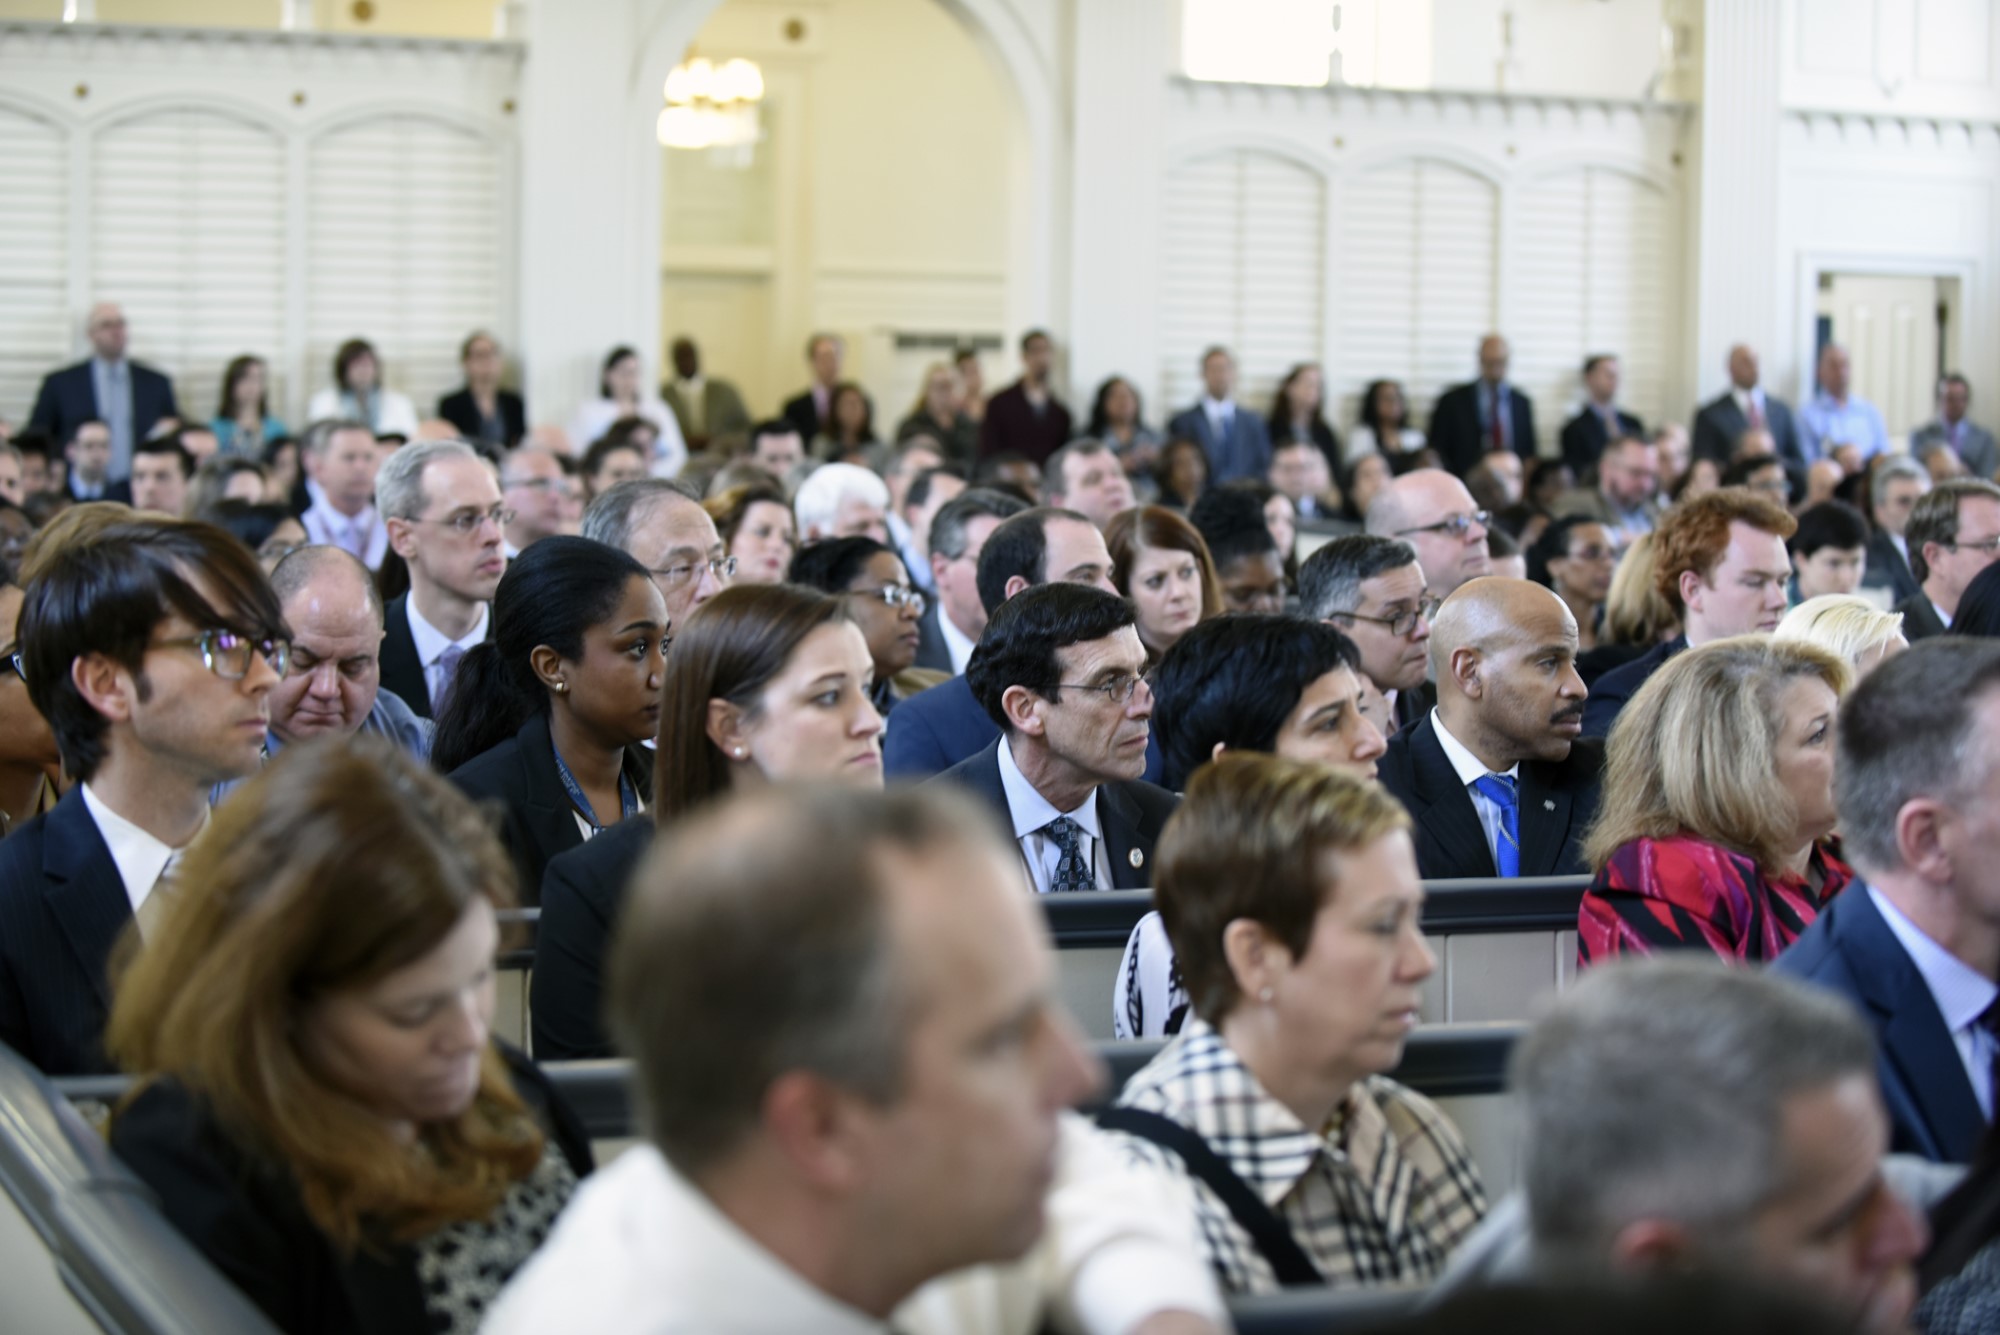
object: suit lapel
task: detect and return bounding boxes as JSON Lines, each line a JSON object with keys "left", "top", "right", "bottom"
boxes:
{"left": 1407, "top": 718, "right": 1496, "bottom": 878}
{"left": 1515, "top": 763, "right": 1570, "bottom": 877}
{"left": 40, "top": 791, "right": 132, "bottom": 1010}
{"left": 518, "top": 716, "right": 586, "bottom": 867}
{"left": 1096, "top": 784, "right": 1149, "bottom": 889}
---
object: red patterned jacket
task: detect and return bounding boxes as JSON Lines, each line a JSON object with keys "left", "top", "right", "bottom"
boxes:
{"left": 1578, "top": 834, "right": 1853, "bottom": 965}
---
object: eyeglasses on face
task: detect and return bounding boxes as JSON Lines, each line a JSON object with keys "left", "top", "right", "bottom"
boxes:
{"left": 1337, "top": 594, "right": 1441, "bottom": 639}
{"left": 1395, "top": 510, "right": 1491, "bottom": 540}
{"left": 151, "top": 629, "right": 291, "bottom": 679}
{"left": 650, "top": 555, "right": 738, "bottom": 589}
{"left": 851, "top": 583, "right": 928, "bottom": 613}
{"left": 414, "top": 505, "right": 515, "bottom": 536}
{"left": 1052, "top": 673, "right": 1150, "bottom": 706}
{"left": 1949, "top": 534, "right": 2000, "bottom": 556}
{"left": 506, "top": 477, "right": 579, "bottom": 501}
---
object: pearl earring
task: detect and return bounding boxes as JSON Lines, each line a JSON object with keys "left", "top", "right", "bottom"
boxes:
{"left": 733, "top": 746, "right": 746, "bottom": 759}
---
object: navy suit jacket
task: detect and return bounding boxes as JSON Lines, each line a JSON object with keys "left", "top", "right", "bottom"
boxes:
{"left": 379, "top": 594, "right": 493, "bottom": 721}
{"left": 1428, "top": 382, "right": 1538, "bottom": 477}
{"left": 531, "top": 814, "right": 653, "bottom": 1061}
{"left": 1692, "top": 391, "right": 1804, "bottom": 468}
{"left": 930, "top": 739, "right": 1179, "bottom": 890}
{"left": 1774, "top": 885, "right": 1986, "bottom": 1163}
{"left": 28, "top": 360, "right": 180, "bottom": 479}
{"left": 1560, "top": 406, "right": 1645, "bottom": 478}
{"left": 1165, "top": 403, "right": 1273, "bottom": 484}
{"left": 1374, "top": 713, "right": 1604, "bottom": 881}
{"left": 1580, "top": 635, "right": 1686, "bottom": 739}
{"left": 0, "top": 787, "right": 133, "bottom": 1074}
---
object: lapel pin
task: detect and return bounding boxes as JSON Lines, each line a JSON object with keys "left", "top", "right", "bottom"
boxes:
{"left": 1129, "top": 848, "right": 1144, "bottom": 869}
{"left": 1543, "top": 799, "right": 1556, "bottom": 811}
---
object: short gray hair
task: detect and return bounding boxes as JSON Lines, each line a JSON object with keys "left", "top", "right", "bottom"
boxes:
{"left": 581, "top": 478, "right": 699, "bottom": 555}
{"left": 269, "top": 545, "right": 383, "bottom": 624}
{"left": 374, "top": 439, "right": 478, "bottom": 522}
{"left": 794, "top": 462, "right": 889, "bottom": 536}
{"left": 610, "top": 782, "right": 1008, "bottom": 1174}
{"left": 1042, "top": 438, "right": 1114, "bottom": 501}
{"left": 1870, "top": 455, "right": 1929, "bottom": 510}
{"left": 929, "top": 487, "right": 1031, "bottom": 562}
{"left": 1514, "top": 957, "right": 1875, "bottom": 1257}
{"left": 1836, "top": 637, "right": 2000, "bottom": 874}
{"left": 300, "top": 418, "right": 372, "bottom": 456}
{"left": 1296, "top": 535, "right": 1420, "bottom": 621}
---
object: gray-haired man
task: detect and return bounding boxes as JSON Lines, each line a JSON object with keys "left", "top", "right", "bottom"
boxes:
{"left": 376, "top": 438, "right": 505, "bottom": 718}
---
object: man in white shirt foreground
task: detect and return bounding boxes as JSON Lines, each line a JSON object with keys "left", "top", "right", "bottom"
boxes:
{"left": 486, "top": 783, "right": 1224, "bottom": 1335}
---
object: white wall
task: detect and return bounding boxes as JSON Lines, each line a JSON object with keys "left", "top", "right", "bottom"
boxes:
{"left": 0, "top": 20, "right": 519, "bottom": 431}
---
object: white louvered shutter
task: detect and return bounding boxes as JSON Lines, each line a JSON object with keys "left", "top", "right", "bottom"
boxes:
{"left": 0, "top": 105, "right": 69, "bottom": 426}
{"left": 92, "top": 108, "right": 287, "bottom": 424}
{"left": 1334, "top": 160, "right": 1498, "bottom": 432}
{"left": 1512, "top": 168, "right": 1674, "bottom": 446}
{"left": 307, "top": 116, "right": 504, "bottom": 423}
{"left": 1160, "top": 151, "right": 1325, "bottom": 421}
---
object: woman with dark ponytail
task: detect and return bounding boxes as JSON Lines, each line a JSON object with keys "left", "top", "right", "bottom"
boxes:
{"left": 436, "top": 535, "right": 667, "bottom": 900}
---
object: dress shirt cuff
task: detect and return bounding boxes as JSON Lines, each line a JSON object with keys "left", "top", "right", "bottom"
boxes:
{"left": 1062, "top": 1240, "right": 1228, "bottom": 1335}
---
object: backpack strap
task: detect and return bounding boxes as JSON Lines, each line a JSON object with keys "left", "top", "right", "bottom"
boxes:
{"left": 1095, "top": 1105, "right": 1324, "bottom": 1287}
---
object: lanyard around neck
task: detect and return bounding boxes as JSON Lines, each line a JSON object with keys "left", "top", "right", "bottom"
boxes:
{"left": 552, "top": 745, "right": 639, "bottom": 834}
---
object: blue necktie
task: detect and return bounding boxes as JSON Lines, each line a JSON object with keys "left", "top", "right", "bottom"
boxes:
{"left": 1471, "top": 773, "right": 1520, "bottom": 878}
{"left": 1042, "top": 816, "right": 1094, "bottom": 894}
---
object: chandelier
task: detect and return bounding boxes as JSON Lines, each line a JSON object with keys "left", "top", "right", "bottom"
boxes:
{"left": 657, "top": 56, "right": 766, "bottom": 152}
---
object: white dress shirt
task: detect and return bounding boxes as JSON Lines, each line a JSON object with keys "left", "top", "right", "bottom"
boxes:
{"left": 484, "top": 1118, "right": 1226, "bottom": 1335}
{"left": 998, "top": 737, "right": 1112, "bottom": 894}
{"left": 940, "top": 609, "right": 979, "bottom": 676}
{"left": 1200, "top": 395, "right": 1235, "bottom": 443}
{"left": 405, "top": 597, "right": 489, "bottom": 713}
{"left": 300, "top": 478, "right": 390, "bottom": 571}
{"left": 1430, "top": 710, "right": 1519, "bottom": 873}
{"left": 568, "top": 396, "right": 689, "bottom": 480}
{"left": 1731, "top": 386, "right": 1768, "bottom": 424}
{"left": 305, "top": 386, "right": 419, "bottom": 439}
{"left": 79, "top": 783, "right": 201, "bottom": 917}
{"left": 1870, "top": 886, "right": 2000, "bottom": 1119}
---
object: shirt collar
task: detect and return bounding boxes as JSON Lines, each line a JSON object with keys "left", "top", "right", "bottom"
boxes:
{"left": 1935, "top": 600, "right": 1955, "bottom": 630}
{"left": 997, "top": 735, "right": 1101, "bottom": 842}
{"left": 1868, "top": 885, "right": 1998, "bottom": 1034}
{"left": 1429, "top": 709, "right": 1518, "bottom": 786}
{"left": 1201, "top": 395, "right": 1234, "bottom": 415}
{"left": 79, "top": 782, "right": 206, "bottom": 913}
{"left": 938, "top": 608, "right": 978, "bottom": 675}
{"left": 406, "top": 597, "right": 490, "bottom": 667}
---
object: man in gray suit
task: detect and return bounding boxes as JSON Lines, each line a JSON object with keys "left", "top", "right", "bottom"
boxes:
{"left": 1692, "top": 344, "right": 1805, "bottom": 469}
{"left": 1912, "top": 373, "right": 1999, "bottom": 482}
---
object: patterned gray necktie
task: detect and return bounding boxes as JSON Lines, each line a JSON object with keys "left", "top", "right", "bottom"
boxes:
{"left": 1043, "top": 816, "right": 1094, "bottom": 894}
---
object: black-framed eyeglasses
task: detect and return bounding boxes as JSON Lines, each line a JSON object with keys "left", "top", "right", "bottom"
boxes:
{"left": 258, "top": 538, "right": 306, "bottom": 565}
{"left": 1949, "top": 535, "right": 2000, "bottom": 556}
{"left": 1336, "top": 595, "right": 1441, "bottom": 639}
{"left": 851, "top": 584, "right": 928, "bottom": 613}
{"left": 1395, "top": 510, "right": 1490, "bottom": 539}
{"left": 1052, "top": 673, "right": 1150, "bottom": 706}
{"left": 151, "top": 630, "right": 290, "bottom": 679}
{"left": 649, "top": 555, "right": 738, "bottom": 589}
{"left": 413, "top": 505, "right": 515, "bottom": 536}
{"left": 505, "top": 477, "right": 579, "bottom": 501}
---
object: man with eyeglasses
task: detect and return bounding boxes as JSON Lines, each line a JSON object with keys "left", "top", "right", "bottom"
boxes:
{"left": 581, "top": 478, "right": 733, "bottom": 631}
{"left": 1365, "top": 469, "right": 1492, "bottom": 599}
{"left": 499, "top": 445, "right": 581, "bottom": 558}
{"left": 1895, "top": 478, "right": 2000, "bottom": 641}
{"left": 377, "top": 439, "right": 507, "bottom": 720}
{"left": 940, "top": 583, "right": 1177, "bottom": 894}
{"left": 1554, "top": 435, "right": 1663, "bottom": 547}
{"left": 1581, "top": 488, "right": 1797, "bottom": 738}
{"left": 0, "top": 517, "right": 288, "bottom": 1074}
{"left": 1298, "top": 535, "right": 1439, "bottom": 737}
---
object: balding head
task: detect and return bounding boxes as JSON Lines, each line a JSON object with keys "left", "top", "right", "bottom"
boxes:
{"left": 1431, "top": 577, "right": 1586, "bottom": 767}
{"left": 1367, "top": 469, "right": 1492, "bottom": 597}
{"left": 584, "top": 478, "right": 728, "bottom": 625}
{"left": 266, "top": 545, "right": 386, "bottom": 743}
{"left": 86, "top": 302, "right": 127, "bottom": 360}
{"left": 1478, "top": 334, "right": 1510, "bottom": 384}
{"left": 501, "top": 445, "right": 579, "bottom": 551}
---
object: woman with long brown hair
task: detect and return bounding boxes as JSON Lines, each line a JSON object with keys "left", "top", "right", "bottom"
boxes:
{"left": 107, "top": 737, "right": 591, "bottom": 1335}
{"left": 1105, "top": 505, "right": 1223, "bottom": 661}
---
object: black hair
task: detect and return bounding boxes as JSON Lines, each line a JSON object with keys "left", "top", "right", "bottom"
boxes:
{"left": 904, "top": 465, "right": 966, "bottom": 515}
{"left": 133, "top": 433, "right": 194, "bottom": 479}
{"left": 1788, "top": 499, "right": 1869, "bottom": 559}
{"left": 748, "top": 419, "right": 796, "bottom": 448}
{"left": 964, "top": 582, "right": 1136, "bottom": 732}
{"left": 787, "top": 536, "right": 900, "bottom": 593}
{"left": 974, "top": 506, "right": 1091, "bottom": 616}
{"left": 929, "top": 486, "right": 1031, "bottom": 563}
{"left": 599, "top": 345, "right": 638, "bottom": 399}
{"left": 582, "top": 433, "right": 647, "bottom": 480}
{"left": 21, "top": 518, "right": 286, "bottom": 781}
{"left": 1085, "top": 376, "right": 1145, "bottom": 438}
{"left": 1527, "top": 514, "right": 1604, "bottom": 587}
{"left": 198, "top": 499, "right": 297, "bottom": 555}
{"left": 1149, "top": 614, "right": 1361, "bottom": 789}
{"left": 1952, "top": 560, "right": 2000, "bottom": 640}
{"left": 1722, "top": 452, "right": 1786, "bottom": 488}
{"left": 1187, "top": 486, "right": 1278, "bottom": 569}
{"left": 10, "top": 429, "right": 55, "bottom": 464}
{"left": 430, "top": 535, "right": 652, "bottom": 773}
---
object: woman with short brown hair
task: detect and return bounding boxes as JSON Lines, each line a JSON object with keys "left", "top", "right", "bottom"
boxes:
{"left": 1105, "top": 505, "right": 1222, "bottom": 661}
{"left": 107, "top": 737, "right": 590, "bottom": 1335}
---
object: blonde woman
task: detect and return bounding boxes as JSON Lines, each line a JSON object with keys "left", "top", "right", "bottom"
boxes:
{"left": 1578, "top": 636, "right": 1854, "bottom": 964}
{"left": 1776, "top": 594, "right": 1907, "bottom": 678}
{"left": 894, "top": 361, "right": 977, "bottom": 464}
{"left": 1577, "top": 530, "right": 1679, "bottom": 685}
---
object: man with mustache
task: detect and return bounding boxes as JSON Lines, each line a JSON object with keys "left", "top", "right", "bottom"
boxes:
{"left": 1376, "top": 577, "right": 1604, "bottom": 879}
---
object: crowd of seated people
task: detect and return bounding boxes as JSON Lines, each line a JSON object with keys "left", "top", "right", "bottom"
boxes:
{"left": 6, "top": 310, "right": 2000, "bottom": 1333}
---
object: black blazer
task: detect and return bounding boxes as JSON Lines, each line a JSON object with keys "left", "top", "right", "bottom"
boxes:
{"left": 1692, "top": 391, "right": 1804, "bottom": 468}
{"left": 378, "top": 594, "right": 494, "bottom": 721}
{"left": 0, "top": 786, "right": 132, "bottom": 1075}
{"left": 28, "top": 359, "right": 180, "bottom": 477}
{"left": 1375, "top": 712, "right": 1604, "bottom": 881}
{"left": 931, "top": 738, "right": 1179, "bottom": 890}
{"left": 1863, "top": 530, "right": 1923, "bottom": 607}
{"left": 1579, "top": 635, "right": 1685, "bottom": 739}
{"left": 1774, "top": 886, "right": 1983, "bottom": 1163}
{"left": 436, "top": 387, "right": 526, "bottom": 448}
{"left": 1559, "top": 406, "right": 1644, "bottom": 478}
{"left": 782, "top": 389, "right": 827, "bottom": 444}
{"left": 531, "top": 815, "right": 654, "bottom": 1061}
{"left": 1388, "top": 681, "right": 1435, "bottom": 738}
{"left": 913, "top": 602, "right": 955, "bottom": 674}
{"left": 1895, "top": 591, "right": 1949, "bottom": 643}
{"left": 447, "top": 714, "right": 653, "bottom": 906}
{"left": 110, "top": 1044, "right": 592, "bottom": 1335}
{"left": 68, "top": 476, "right": 132, "bottom": 505}
{"left": 1428, "top": 381, "right": 1537, "bottom": 477}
